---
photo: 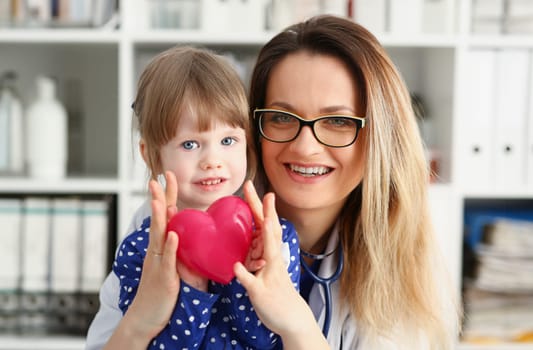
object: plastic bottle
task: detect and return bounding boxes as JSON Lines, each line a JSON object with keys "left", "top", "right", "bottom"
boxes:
{"left": 26, "top": 76, "right": 67, "bottom": 179}
{"left": 0, "top": 71, "right": 24, "bottom": 175}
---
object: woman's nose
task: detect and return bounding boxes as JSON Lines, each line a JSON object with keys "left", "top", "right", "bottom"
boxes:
{"left": 289, "top": 125, "right": 323, "bottom": 154}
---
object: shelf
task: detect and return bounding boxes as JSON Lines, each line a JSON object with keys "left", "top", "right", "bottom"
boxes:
{"left": 467, "top": 34, "right": 533, "bottom": 48}
{"left": 131, "top": 29, "right": 273, "bottom": 47}
{"left": 378, "top": 33, "right": 459, "bottom": 48}
{"left": 459, "top": 343, "right": 533, "bottom": 350}
{"left": 462, "top": 188, "right": 533, "bottom": 199}
{"left": 0, "top": 29, "right": 120, "bottom": 44}
{"left": 130, "top": 30, "right": 462, "bottom": 48}
{"left": 0, "top": 177, "right": 122, "bottom": 194}
{"left": 0, "top": 335, "right": 85, "bottom": 350}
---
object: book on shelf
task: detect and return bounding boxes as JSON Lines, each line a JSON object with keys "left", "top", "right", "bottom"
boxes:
{"left": 7, "top": 0, "right": 118, "bottom": 28}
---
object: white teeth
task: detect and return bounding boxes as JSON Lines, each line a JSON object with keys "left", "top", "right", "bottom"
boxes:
{"left": 289, "top": 164, "right": 330, "bottom": 176}
{"left": 201, "top": 179, "right": 222, "bottom": 185}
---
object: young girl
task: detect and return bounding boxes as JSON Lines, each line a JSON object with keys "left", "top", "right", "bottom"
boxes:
{"left": 109, "top": 46, "right": 299, "bottom": 349}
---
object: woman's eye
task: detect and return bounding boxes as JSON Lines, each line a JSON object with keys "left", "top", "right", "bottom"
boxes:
{"left": 271, "top": 112, "right": 294, "bottom": 123}
{"left": 181, "top": 140, "right": 199, "bottom": 150}
{"left": 221, "top": 137, "right": 236, "bottom": 146}
{"left": 325, "top": 117, "right": 356, "bottom": 128}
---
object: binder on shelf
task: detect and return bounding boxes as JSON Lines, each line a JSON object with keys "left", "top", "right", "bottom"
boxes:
{"left": 457, "top": 49, "right": 496, "bottom": 190}
{"left": 21, "top": 197, "right": 51, "bottom": 292}
{"left": 50, "top": 197, "right": 81, "bottom": 292}
{"left": 80, "top": 199, "right": 109, "bottom": 292}
{"left": 352, "top": 0, "right": 387, "bottom": 34}
{"left": 0, "top": 198, "right": 22, "bottom": 291}
{"left": 526, "top": 51, "right": 533, "bottom": 189}
{"left": 493, "top": 49, "right": 530, "bottom": 189}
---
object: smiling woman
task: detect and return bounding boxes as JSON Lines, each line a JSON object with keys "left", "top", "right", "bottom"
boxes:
{"left": 237, "top": 14, "right": 461, "bottom": 349}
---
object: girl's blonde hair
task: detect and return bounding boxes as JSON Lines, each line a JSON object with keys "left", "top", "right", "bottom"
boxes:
{"left": 133, "top": 45, "right": 256, "bottom": 181}
{"left": 250, "top": 15, "right": 461, "bottom": 348}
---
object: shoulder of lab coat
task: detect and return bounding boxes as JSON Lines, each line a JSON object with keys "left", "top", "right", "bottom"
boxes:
{"left": 309, "top": 223, "right": 431, "bottom": 350}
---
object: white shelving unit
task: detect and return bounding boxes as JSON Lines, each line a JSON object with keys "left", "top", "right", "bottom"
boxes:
{"left": 1, "top": 0, "right": 532, "bottom": 349}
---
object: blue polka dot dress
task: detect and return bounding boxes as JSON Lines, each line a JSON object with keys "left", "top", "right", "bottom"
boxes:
{"left": 113, "top": 216, "right": 300, "bottom": 350}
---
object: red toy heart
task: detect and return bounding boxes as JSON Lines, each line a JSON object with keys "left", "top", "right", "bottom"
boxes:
{"left": 166, "top": 196, "right": 253, "bottom": 284}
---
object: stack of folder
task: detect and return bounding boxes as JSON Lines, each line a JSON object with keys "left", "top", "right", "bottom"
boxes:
{"left": 0, "top": 194, "right": 114, "bottom": 335}
{"left": 463, "top": 203, "right": 533, "bottom": 343}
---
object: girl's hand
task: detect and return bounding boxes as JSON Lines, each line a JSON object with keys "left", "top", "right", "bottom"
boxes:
{"left": 234, "top": 181, "right": 328, "bottom": 349}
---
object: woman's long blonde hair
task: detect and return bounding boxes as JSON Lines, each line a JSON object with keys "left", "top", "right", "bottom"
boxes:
{"left": 249, "top": 15, "right": 461, "bottom": 348}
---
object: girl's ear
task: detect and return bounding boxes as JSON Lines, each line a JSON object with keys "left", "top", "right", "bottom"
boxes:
{"left": 139, "top": 138, "right": 148, "bottom": 165}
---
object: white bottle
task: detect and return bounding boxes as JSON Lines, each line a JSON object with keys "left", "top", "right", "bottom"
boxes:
{"left": 26, "top": 76, "right": 67, "bottom": 179}
{"left": 0, "top": 71, "right": 24, "bottom": 174}
{"left": 0, "top": 78, "right": 9, "bottom": 171}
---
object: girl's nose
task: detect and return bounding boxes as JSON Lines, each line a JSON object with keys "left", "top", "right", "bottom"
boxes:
{"left": 199, "top": 155, "right": 223, "bottom": 170}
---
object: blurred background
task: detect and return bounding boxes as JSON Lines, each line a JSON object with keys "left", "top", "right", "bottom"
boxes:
{"left": 0, "top": 0, "right": 533, "bottom": 348}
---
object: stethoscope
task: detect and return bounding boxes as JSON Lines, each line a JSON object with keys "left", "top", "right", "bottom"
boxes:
{"left": 300, "top": 242, "right": 344, "bottom": 338}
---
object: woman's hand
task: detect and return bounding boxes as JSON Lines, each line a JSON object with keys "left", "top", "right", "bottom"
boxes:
{"left": 104, "top": 171, "right": 182, "bottom": 349}
{"left": 234, "top": 181, "right": 329, "bottom": 349}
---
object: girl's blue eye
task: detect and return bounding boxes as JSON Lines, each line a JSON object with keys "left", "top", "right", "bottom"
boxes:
{"left": 182, "top": 140, "right": 199, "bottom": 150}
{"left": 221, "top": 137, "right": 236, "bottom": 146}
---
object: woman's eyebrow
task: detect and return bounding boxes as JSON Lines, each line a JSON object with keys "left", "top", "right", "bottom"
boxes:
{"left": 319, "top": 105, "right": 356, "bottom": 114}
{"left": 266, "top": 101, "right": 292, "bottom": 110}
{"left": 266, "top": 102, "right": 355, "bottom": 114}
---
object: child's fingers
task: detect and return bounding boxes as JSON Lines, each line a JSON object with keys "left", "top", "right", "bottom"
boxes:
{"left": 246, "top": 259, "right": 266, "bottom": 272}
{"left": 250, "top": 237, "right": 264, "bottom": 260}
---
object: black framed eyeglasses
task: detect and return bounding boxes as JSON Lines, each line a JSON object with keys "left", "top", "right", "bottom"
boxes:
{"left": 254, "top": 109, "right": 366, "bottom": 148}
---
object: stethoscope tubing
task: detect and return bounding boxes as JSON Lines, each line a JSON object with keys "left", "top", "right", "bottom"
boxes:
{"left": 300, "top": 243, "right": 344, "bottom": 338}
